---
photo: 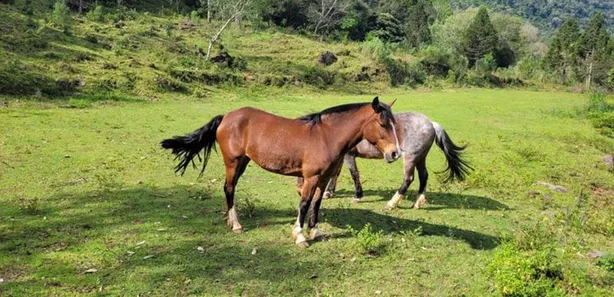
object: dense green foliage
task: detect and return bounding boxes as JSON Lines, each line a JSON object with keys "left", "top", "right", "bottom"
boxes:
{"left": 449, "top": 0, "right": 614, "bottom": 36}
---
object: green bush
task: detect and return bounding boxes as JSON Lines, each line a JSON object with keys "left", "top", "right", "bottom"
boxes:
{"left": 50, "top": 0, "right": 71, "bottom": 32}
{"left": 87, "top": 4, "right": 106, "bottom": 22}
{"left": 301, "top": 67, "right": 336, "bottom": 88}
{"left": 586, "top": 93, "right": 614, "bottom": 138}
{"left": 489, "top": 241, "right": 565, "bottom": 297}
{"left": 488, "top": 224, "right": 566, "bottom": 297}
{"left": 347, "top": 223, "right": 386, "bottom": 255}
{"left": 597, "top": 254, "right": 614, "bottom": 272}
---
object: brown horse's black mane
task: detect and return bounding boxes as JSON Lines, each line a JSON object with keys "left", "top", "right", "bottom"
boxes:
{"left": 298, "top": 102, "right": 394, "bottom": 126}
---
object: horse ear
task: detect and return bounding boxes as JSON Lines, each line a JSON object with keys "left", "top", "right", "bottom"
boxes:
{"left": 371, "top": 96, "right": 380, "bottom": 112}
{"left": 388, "top": 99, "right": 397, "bottom": 107}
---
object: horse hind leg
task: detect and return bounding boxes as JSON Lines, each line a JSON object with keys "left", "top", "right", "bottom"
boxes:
{"left": 385, "top": 158, "right": 415, "bottom": 211}
{"left": 224, "top": 156, "right": 250, "bottom": 233}
{"left": 323, "top": 162, "right": 343, "bottom": 199}
{"left": 344, "top": 155, "right": 364, "bottom": 203}
{"left": 293, "top": 176, "right": 318, "bottom": 248}
{"left": 413, "top": 160, "right": 428, "bottom": 209}
{"left": 308, "top": 180, "right": 328, "bottom": 240}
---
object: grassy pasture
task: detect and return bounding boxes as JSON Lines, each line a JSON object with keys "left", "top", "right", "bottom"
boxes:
{"left": 1, "top": 89, "right": 613, "bottom": 296}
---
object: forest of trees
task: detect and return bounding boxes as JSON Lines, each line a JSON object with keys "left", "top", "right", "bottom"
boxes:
{"left": 3, "top": 0, "right": 614, "bottom": 91}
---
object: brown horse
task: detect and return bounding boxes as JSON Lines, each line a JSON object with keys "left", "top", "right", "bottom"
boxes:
{"left": 161, "top": 97, "right": 400, "bottom": 247}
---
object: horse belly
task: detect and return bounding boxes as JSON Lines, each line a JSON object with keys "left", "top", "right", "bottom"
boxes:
{"left": 247, "top": 149, "right": 303, "bottom": 176}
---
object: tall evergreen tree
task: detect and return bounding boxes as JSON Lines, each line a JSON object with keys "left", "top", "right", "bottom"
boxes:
{"left": 406, "top": 0, "right": 433, "bottom": 48}
{"left": 463, "top": 7, "right": 499, "bottom": 66}
{"left": 579, "top": 12, "right": 611, "bottom": 88}
{"left": 542, "top": 18, "right": 581, "bottom": 81}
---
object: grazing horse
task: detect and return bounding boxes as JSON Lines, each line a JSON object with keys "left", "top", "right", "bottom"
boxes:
{"left": 161, "top": 97, "right": 401, "bottom": 247}
{"left": 322, "top": 112, "right": 472, "bottom": 210}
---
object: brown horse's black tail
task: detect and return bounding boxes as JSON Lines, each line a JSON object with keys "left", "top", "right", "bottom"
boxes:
{"left": 432, "top": 122, "right": 473, "bottom": 183}
{"left": 161, "top": 115, "right": 224, "bottom": 177}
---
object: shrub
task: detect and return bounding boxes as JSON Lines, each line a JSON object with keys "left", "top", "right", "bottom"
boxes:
{"left": 488, "top": 224, "right": 565, "bottom": 297}
{"left": 51, "top": 0, "right": 71, "bottom": 33}
{"left": 301, "top": 67, "right": 336, "bottom": 88}
{"left": 347, "top": 223, "right": 386, "bottom": 255}
{"left": 488, "top": 241, "right": 564, "bottom": 297}
{"left": 383, "top": 58, "right": 426, "bottom": 87}
{"left": 87, "top": 4, "right": 105, "bottom": 22}
{"left": 597, "top": 254, "right": 614, "bottom": 272}
{"left": 586, "top": 93, "right": 614, "bottom": 138}
{"left": 361, "top": 35, "right": 391, "bottom": 62}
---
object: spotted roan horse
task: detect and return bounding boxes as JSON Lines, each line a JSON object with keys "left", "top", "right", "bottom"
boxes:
{"left": 161, "top": 97, "right": 401, "bottom": 247}
{"left": 322, "top": 112, "right": 472, "bottom": 210}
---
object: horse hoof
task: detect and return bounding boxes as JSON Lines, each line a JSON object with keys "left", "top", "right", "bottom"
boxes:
{"left": 384, "top": 203, "right": 396, "bottom": 211}
{"left": 413, "top": 204, "right": 421, "bottom": 209}
{"left": 294, "top": 233, "right": 309, "bottom": 247}
{"left": 351, "top": 198, "right": 361, "bottom": 204}
{"left": 232, "top": 227, "right": 243, "bottom": 233}
{"left": 323, "top": 191, "right": 332, "bottom": 199}
{"left": 309, "top": 228, "right": 325, "bottom": 241}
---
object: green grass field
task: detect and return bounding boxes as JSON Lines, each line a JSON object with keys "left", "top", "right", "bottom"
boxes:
{"left": 1, "top": 89, "right": 613, "bottom": 296}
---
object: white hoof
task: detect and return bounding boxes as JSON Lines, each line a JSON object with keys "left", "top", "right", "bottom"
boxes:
{"left": 385, "top": 192, "right": 404, "bottom": 210}
{"left": 323, "top": 191, "right": 332, "bottom": 199}
{"left": 309, "top": 228, "right": 325, "bottom": 240}
{"left": 413, "top": 194, "right": 426, "bottom": 209}
{"left": 294, "top": 233, "right": 309, "bottom": 248}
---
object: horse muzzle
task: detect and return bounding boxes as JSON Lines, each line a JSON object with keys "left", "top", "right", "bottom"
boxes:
{"left": 384, "top": 151, "right": 400, "bottom": 163}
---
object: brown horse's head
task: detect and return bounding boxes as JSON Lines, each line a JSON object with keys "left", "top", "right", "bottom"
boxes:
{"left": 362, "top": 97, "right": 401, "bottom": 163}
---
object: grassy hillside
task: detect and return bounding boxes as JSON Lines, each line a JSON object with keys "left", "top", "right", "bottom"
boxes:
{"left": 1, "top": 90, "right": 613, "bottom": 296}
{"left": 0, "top": 3, "right": 405, "bottom": 103}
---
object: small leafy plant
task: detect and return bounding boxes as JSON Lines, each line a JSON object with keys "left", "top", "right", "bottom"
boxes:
{"left": 347, "top": 223, "right": 386, "bottom": 255}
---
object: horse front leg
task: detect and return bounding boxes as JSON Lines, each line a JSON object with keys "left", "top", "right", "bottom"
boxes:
{"left": 385, "top": 158, "right": 415, "bottom": 211}
{"left": 293, "top": 176, "right": 318, "bottom": 248}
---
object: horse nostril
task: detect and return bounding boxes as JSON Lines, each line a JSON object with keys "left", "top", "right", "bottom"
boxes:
{"left": 392, "top": 152, "right": 398, "bottom": 159}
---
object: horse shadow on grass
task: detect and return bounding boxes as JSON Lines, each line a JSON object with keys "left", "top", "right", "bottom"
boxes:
{"left": 0, "top": 185, "right": 500, "bottom": 293}
{"left": 331, "top": 188, "right": 510, "bottom": 211}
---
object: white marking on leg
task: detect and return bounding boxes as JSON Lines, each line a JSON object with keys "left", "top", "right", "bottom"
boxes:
{"left": 310, "top": 227, "right": 324, "bottom": 240}
{"left": 414, "top": 194, "right": 426, "bottom": 209}
{"left": 228, "top": 207, "right": 242, "bottom": 232}
{"left": 385, "top": 191, "right": 404, "bottom": 210}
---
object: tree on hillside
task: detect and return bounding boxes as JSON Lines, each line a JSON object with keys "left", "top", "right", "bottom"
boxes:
{"left": 205, "top": 0, "right": 251, "bottom": 59}
{"left": 579, "top": 12, "right": 611, "bottom": 89}
{"left": 51, "top": 0, "right": 71, "bottom": 33}
{"left": 542, "top": 18, "right": 581, "bottom": 82}
{"left": 463, "top": 7, "right": 499, "bottom": 67}
{"left": 406, "top": 0, "right": 433, "bottom": 48}
{"left": 339, "top": 0, "right": 375, "bottom": 41}
{"left": 371, "top": 12, "right": 404, "bottom": 43}
{"left": 309, "top": 0, "right": 351, "bottom": 40}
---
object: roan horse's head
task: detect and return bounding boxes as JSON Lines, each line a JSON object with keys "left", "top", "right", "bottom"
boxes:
{"left": 362, "top": 97, "right": 401, "bottom": 163}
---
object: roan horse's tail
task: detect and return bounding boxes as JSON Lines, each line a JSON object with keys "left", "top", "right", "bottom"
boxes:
{"left": 160, "top": 115, "right": 224, "bottom": 177}
{"left": 431, "top": 122, "right": 473, "bottom": 183}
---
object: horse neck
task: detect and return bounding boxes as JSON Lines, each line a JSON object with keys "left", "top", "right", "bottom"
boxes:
{"left": 323, "top": 107, "right": 373, "bottom": 155}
